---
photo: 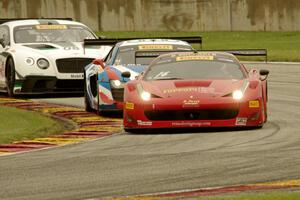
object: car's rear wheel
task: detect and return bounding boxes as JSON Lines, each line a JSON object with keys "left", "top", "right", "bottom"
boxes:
{"left": 5, "top": 58, "right": 16, "bottom": 97}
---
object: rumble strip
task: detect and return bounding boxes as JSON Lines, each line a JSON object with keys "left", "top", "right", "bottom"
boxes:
{"left": 0, "top": 97, "right": 122, "bottom": 155}
{"left": 103, "top": 179, "right": 300, "bottom": 200}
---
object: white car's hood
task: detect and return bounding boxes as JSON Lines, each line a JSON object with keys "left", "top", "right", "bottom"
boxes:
{"left": 16, "top": 42, "right": 111, "bottom": 59}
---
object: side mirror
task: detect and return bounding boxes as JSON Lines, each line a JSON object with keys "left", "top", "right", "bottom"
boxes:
{"left": 121, "top": 71, "right": 131, "bottom": 78}
{"left": 259, "top": 69, "right": 269, "bottom": 81}
{"left": 92, "top": 58, "right": 105, "bottom": 69}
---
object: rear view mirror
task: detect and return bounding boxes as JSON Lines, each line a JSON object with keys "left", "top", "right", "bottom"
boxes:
{"left": 259, "top": 69, "right": 269, "bottom": 81}
{"left": 121, "top": 71, "right": 131, "bottom": 78}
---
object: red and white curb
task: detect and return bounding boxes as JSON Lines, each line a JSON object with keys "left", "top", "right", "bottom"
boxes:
{"left": 103, "top": 179, "right": 300, "bottom": 200}
{"left": 0, "top": 97, "right": 122, "bottom": 155}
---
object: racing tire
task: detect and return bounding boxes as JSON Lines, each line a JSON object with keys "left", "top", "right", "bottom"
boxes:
{"left": 84, "top": 75, "right": 94, "bottom": 112}
{"left": 264, "top": 107, "right": 268, "bottom": 123}
{"left": 256, "top": 124, "right": 264, "bottom": 129}
{"left": 124, "top": 128, "right": 145, "bottom": 134}
{"left": 5, "top": 58, "right": 16, "bottom": 97}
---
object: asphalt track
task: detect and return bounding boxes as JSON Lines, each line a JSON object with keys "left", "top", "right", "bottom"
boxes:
{"left": 1, "top": 63, "right": 300, "bottom": 200}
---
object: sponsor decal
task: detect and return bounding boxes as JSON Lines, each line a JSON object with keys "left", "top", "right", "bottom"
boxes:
{"left": 163, "top": 87, "right": 214, "bottom": 94}
{"left": 249, "top": 100, "right": 260, "bottom": 108}
{"left": 36, "top": 25, "right": 67, "bottom": 30}
{"left": 138, "top": 45, "right": 173, "bottom": 50}
{"left": 70, "top": 74, "right": 84, "bottom": 79}
{"left": 172, "top": 122, "right": 211, "bottom": 127}
{"left": 176, "top": 55, "right": 214, "bottom": 61}
{"left": 137, "top": 120, "right": 152, "bottom": 126}
{"left": 183, "top": 99, "right": 200, "bottom": 107}
{"left": 236, "top": 117, "right": 247, "bottom": 126}
{"left": 125, "top": 102, "right": 134, "bottom": 110}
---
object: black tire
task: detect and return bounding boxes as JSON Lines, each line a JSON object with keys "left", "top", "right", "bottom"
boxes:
{"left": 5, "top": 58, "right": 15, "bottom": 97}
{"left": 84, "top": 75, "right": 94, "bottom": 112}
{"left": 264, "top": 104, "right": 268, "bottom": 123}
{"left": 124, "top": 128, "right": 137, "bottom": 133}
{"left": 124, "top": 128, "right": 144, "bottom": 134}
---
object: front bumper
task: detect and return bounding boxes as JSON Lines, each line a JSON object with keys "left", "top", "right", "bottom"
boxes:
{"left": 14, "top": 76, "right": 84, "bottom": 94}
{"left": 123, "top": 99, "right": 264, "bottom": 129}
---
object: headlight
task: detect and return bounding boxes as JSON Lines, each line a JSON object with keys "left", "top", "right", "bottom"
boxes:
{"left": 137, "top": 84, "right": 151, "bottom": 101}
{"left": 25, "top": 57, "right": 34, "bottom": 66}
{"left": 233, "top": 90, "right": 243, "bottom": 100}
{"left": 37, "top": 58, "right": 49, "bottom": 69}
{"left": 110, "top": 80, "right": 124, "bottom": 89}
{"left": 140, "top": 91, "right": 151, "bottom": 101}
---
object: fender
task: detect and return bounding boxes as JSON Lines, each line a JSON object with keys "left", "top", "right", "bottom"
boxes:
{"left": 0, "top": 51, "right": 11, "bottom": 88}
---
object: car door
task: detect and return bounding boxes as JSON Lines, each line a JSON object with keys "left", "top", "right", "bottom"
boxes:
{"left": 0, "top": 25, "right": 10, "bottom": 88}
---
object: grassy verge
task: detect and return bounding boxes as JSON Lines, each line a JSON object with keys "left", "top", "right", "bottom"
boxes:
{"left": 96, "top": 31, "right": 300, "bottom": 62}
{"left": 0, "top": 106, "right": 69, "bottom": 144}
{"left": 168, "top": 190, "right": 300, "bottom": 200}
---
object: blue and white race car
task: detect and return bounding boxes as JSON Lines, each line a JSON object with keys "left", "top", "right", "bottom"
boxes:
{"left": 84, "top": 37, "right": 201, "bottom": 113}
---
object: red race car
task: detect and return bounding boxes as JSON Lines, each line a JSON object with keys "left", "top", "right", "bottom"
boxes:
{"left": 122, "top": 51, "right": 269, "bottom": 132}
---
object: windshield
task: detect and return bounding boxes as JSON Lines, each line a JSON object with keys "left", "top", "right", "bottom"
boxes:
{"left": 145, "top": 60, "right": 245, "bottom": 80}
{"left": 14, "top": 24, "right": 96, "bottom": 43}
{"left": 114, "top": 44, "right": 192, "bottom": 65}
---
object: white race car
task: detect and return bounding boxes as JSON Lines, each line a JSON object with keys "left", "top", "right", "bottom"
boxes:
{"left": 0, "top": 18, "right": 111, "bottom": 96}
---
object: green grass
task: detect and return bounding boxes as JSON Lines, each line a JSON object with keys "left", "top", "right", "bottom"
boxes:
{"left": 96, "top": 31, "right": 300, "bottom": 62}
{"left": 0, "top": 106, "right": 70, "bottom": 144}
{"left": 169, "top": 190, "right": 300, "bottom": 200}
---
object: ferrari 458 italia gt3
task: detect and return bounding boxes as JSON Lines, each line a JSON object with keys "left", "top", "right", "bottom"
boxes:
{"left": 123, "top": 51, "right": 269, "bottom": 132}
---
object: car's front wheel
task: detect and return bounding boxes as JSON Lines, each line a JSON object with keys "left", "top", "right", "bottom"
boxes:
{"left": 84, "top": 75, "right": 94, "bottom": 112}
{"left": 5, "top": 58, "right": 16, "bottom": 97}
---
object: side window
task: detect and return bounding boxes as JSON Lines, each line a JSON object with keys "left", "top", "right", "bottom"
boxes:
{"left": 0, "top": 26, "right": 10, "bottom": 47}
{"left": 104, "top": 46, "right": 116, "bottom": 64}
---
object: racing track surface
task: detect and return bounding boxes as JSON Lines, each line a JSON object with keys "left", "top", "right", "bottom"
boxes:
{"left": 1, "top": 63, "right": 300, "bottom": 200}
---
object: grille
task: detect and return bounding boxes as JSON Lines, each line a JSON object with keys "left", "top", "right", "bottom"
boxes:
{"left": 56, "top": 58, "right": 94, "bottom": 73}
{"left": 145, "top": 109, "right": 239, "bottom": 121}
{"left": 111, "top": 88, "right": 124, "bottom": 102}
{"left": 55, "top": 80, "right": 84, "bottom": 92}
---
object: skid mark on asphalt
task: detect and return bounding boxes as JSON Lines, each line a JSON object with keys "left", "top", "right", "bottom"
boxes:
{"left": 0, "top": 97, "right": 122, "bottom": 155}
{"left": 104, "top": 179, "right": 300, "bottom": 200}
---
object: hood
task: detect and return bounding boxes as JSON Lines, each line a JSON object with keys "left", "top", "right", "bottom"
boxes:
{"left": 141, "top": 79, "right": 247, "bottom": 99}
{"left": 17, "top": 42, "right": 111, "bottom": 59}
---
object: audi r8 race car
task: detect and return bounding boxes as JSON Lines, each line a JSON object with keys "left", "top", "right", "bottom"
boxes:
{"left": 84, "top": 37, "right": 201, "bottom": 113}
{"left": 0, "top": 18, "right": 111, "bottom": 96}
{"left": 123, "top": 51, "right": 269, "bottom": 132}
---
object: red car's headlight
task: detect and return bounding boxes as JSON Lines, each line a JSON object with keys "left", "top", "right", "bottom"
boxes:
{"left": 137, "top": 84, "right": 151, "bottom": 101}
{"left": 232, "top": 90, "right": 243, "bottom": 100}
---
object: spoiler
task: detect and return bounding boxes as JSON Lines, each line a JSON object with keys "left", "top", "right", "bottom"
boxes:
{"left": 84, "top": 36, "right": 202, "bottom": 48}
{"left": 0, "top": 18, "right": 73, "bottom": 25}
{"left": 135, "top": 50, "right": 192, "bottom": 57}
{"left": 205, "top": 49, "right": 268, "bottom": 62}
{"left": 134, "top": 50, "right": 194, "bottom": 64}
{"left": 135, "top": 49, "right": 268, "bottom": 63}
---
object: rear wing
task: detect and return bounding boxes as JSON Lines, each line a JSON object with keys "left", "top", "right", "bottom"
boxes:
{"left": 135, "top": 50, "right": 193, "bottom": 64}
{"left": 135, "top": 50, "right": 192, "bottom": 57}
{"left": 135, "top": 49, "right": 268, "bottom": 64}
{"left": 0, "top": 18, "right": 73, "bottom": 25}
{"left": 204, "top": 49, "right": 268, "bottom": 62}
{"left": 84, "top": 36, "right": 202, "bottom": 48}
